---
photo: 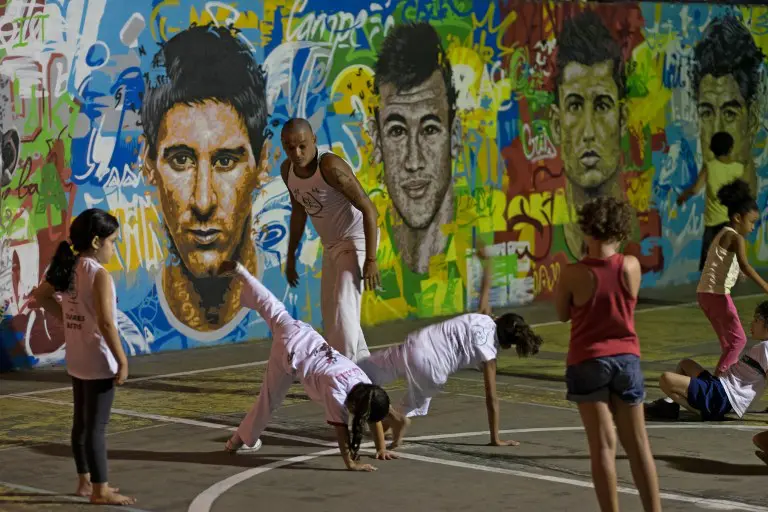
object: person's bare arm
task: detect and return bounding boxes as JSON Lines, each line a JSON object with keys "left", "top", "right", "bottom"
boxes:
{"left": 732, "top": 233, "right": 768, "bottom": 294}
{"left": 482, "top": 360, "right": 518, "bottom": 446}
{"left": 281, "top": 162, "right": 308, "bottom": 287}
{"left": 333, "top": 424, "right": 376, "bottom": 472}
{"left": 368, "top": 421, "right": 398, "bottom": 460}
{"left": 621, "top": 254, "right": 642, "bottom": 298}
{"left": 678, "top": 165, "right": 707, "bottom": 205}
{"left": 94, "top": 269, "right": 129, "bottom": 384}
{"left": 321, "top": 155, "right": 380, "bottom": 289}
{"left": 555, "top": 265, "right": 573, "bottom": 322}
{"left": 32, "top": 281, "right": 63, "bottom": 321}
{"left": 477, "top": 243, "right": 493, "bottom": 316}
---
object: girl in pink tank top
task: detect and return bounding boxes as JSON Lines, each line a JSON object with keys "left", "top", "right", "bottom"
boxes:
{"left": 31, "top": 209, "right": 135, "bottom": 506}
{"left": 555, "top": 197, "right": 661, "bottom": 512}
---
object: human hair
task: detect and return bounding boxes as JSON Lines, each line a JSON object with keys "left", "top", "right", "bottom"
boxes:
{"left": 577, "top": 197, "right": 634, "bottom": 243}
{"left": 345, "top": 383, "right": 390, "bottom": 461}
{"left": 755, "top": 301, "right": 768, "bottom": 329}
{"left": 141, "top": 24, "right": 268, "bottom": 161}
{"left": 692, "top": 13, "right": 765, "bottom": 105}
{"left": 555, "top": 10, "right": 625, "bottom": 104}
{"left": 46, "top": 209, "right": 119, "bottom": 292}
{"left": 495, "top": 312, "right": 542, "bottom": 357}
{"left": 710, "top": 131, "right": 734, "bottom": 158}
{"left": 717, "top": 178, "right": 758, "bottom": 219}
{"left": 373, "top": 22, "right": 457, "bottom": 124}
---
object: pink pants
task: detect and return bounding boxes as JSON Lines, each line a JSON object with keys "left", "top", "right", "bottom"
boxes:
{"left": 697, "top": 292, "right": 747, "bottom": 374}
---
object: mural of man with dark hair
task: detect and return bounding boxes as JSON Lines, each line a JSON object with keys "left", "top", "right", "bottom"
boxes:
{"left": 549, "top": 10, "right": 632, "bottom": 260}
{"left": 691, "top": 13, "right": 763, "bottom": 197}
{"left": 678, "top": 14, "right": 764, "bottom": 270}
{"left": 141, "top": 25, "right": 269, "bottom": 334}
{"left": 369, "top": 22, "right": 462, "bottom": 274}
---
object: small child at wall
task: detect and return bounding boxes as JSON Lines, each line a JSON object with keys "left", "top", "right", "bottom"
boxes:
{"left": 555, "top": 197, "right": 661, "bottom": 512}
{"left": 32, "top": 209, "right": 136, "bottom": 506}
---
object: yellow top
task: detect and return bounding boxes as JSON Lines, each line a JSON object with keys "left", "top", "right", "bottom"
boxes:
{"left": 704, "top": 159, "right": 744, "bottom": 227}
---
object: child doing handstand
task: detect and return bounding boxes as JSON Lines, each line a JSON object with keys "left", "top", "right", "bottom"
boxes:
{"left": 219, "top": 261, "right": 405, "bottom": 471}
{"left": 357, "top": 245, "right": 543, "bottom": 448}
{"left": 646, "top": 301, "right": 768, "bottom": 424}
{"left": 556, "top": 197, "right": 661, "bottom": 512}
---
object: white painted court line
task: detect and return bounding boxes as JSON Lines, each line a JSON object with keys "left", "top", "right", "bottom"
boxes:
{"left": 0, "top": 479, "right": 151, "bottom": 512}
{"left": 2, "top": 293, "right": 761, "bottom": 400}
{"left": 6, "top": 395, "right": 765, "bottom": 512}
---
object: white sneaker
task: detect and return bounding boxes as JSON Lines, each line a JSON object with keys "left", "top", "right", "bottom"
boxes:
{"left": 225, "top": 436, "right": 262, "bottom": 454}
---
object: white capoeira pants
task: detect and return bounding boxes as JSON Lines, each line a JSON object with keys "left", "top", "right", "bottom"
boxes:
{"left": 321, "top": 242, "right": 370, "bottom": 363}
{"left": 234, "top": 270, "right": 303, "bottom": 447}
{"left": 358, "top": 344, "right": 443, "bottom": 418}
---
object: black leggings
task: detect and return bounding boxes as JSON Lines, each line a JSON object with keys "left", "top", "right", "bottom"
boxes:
{"left": 71, "top": 376, "right": 115, "bottom": 483}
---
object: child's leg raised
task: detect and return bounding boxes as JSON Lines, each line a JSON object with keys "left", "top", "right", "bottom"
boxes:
{"left": 612, "top": 397, "right": 661, "bottom": 512}
{"left": 578, "top": 402, "right": 619, "bottom": 512}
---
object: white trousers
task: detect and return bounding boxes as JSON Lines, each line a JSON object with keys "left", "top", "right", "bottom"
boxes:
{"left": 234, "top": 270, "right": 298, "bottom": 446}
{"left": 321, "top": 243, "right": 370, "bottom": 362}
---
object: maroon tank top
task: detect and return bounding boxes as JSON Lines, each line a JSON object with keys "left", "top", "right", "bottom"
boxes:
{"left": 568, "top": 253, "right": 640, "bottom": 366}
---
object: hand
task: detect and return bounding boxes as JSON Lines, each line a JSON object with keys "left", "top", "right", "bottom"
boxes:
{"left": 115, "top": 361, "right": 129, "bottom": 386}
{"left": 375, "top": 450, "right": 399, "bottom": 461}
{"left": 347, "top": 461, "right": 377, "bottom": 472}
{"left": 476, "top": 241, "right": 489, "bottom": 261}
{"left": 676, "top": 191, "right": 688, "bottom": 206}
{"left": 217, "top": 260, "right": 238, "bottom": 276}
{"left": 362, "top": 259, "right": 380, "bottom": 291}
{"left": 489, "top": 439, "right": 520, "bottom": 447}
{"left": 285, "top": 256, "right": 299, "bottom": 287}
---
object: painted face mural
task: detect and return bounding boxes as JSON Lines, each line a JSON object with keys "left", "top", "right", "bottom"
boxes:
{"left": 1, "top": 1, "right": 766, "bottom": 371}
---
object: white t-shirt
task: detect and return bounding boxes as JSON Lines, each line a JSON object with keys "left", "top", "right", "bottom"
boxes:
{"left": 404, "top": 313, "right": 498, "bottom": 384}
{"left": 62, "top": 257, "right": 119, "bottom": 380}
{"left": 236, "top": 265, "right": 370, "bottom": 425}
{"left": 719, "top": 340, "right": 768, "bottom": 418}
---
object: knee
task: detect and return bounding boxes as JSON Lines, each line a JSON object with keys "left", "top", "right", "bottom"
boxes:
{"left": 754, "top": 432, "right": 768, "bottom": 451}
{"left": 659, "top": 372, "right": 674, "bottom": 394}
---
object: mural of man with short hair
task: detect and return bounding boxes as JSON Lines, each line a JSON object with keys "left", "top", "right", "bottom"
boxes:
{"left": 369, "top": 22, "right": 462, "bottom": 274}
{"left": 141, "top": 25, "right": 269, "bottom": 334}
{"left": 678, "top": 13, "right": 765, "bottom": 270}
{"left": 549, "top": 10, "right": 631, "bottom": 260}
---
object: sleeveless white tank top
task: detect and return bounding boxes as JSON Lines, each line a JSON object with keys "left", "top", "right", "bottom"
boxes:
{"left": 286, "top": 149, "right": 365, "bottom": 248}
{"left": 63, "top": 257, "right": 119, "bottom": 380}
{"left": 697, "top": 226, "right": 740, "bottom": 295}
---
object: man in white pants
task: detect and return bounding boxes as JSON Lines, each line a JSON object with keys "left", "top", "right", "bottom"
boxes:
{"left": 280, "top": 118, "right": 380, "bottom": 362}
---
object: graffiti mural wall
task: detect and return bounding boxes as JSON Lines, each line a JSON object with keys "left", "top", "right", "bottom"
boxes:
{"left": 1, "top": 0, "right": 766, "bottom": 369}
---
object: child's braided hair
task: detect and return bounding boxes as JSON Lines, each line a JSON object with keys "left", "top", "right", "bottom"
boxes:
{"left": 346, "top": 383, "right": 390, "bottom": 460}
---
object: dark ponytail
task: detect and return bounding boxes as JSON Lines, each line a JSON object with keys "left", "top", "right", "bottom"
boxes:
{"left": 45, "top": 208, "right": 119, "bottom": 292}
{"left": 346, "top": 383, "right": 391, "bottom": 460}
{"left": 717, "top": 179, "right": 757, "bottom": 219}
{"left": 496, "top": 312, "right": 543, "bottom": 357}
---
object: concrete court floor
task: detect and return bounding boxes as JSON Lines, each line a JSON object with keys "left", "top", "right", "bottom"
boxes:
{"left": 1, "top": 281, "right": 767, "bottom": 512}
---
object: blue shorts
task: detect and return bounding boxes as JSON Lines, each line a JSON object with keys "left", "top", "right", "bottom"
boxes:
{"left": 687, "top": 371, "right": 733, "bottom": 421}
{"left": 566, "top": 354, "right": 645, "bottom": 405}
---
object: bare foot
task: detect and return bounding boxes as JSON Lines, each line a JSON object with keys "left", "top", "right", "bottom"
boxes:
{"left": 76, "top": 483, "right": 119, "bottom": 497}
{"left": 388, "top": 417, "right": 411, "bottom": 450}
{"left": 91, "top": 491, "right": 136, "bottom": 506}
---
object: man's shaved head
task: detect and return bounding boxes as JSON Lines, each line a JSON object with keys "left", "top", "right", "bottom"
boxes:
{"left": 282, "top": 118, "right": 313, "bottom": 138}
{"left": 281, "top": 118, "right": 317, "bottom": 169}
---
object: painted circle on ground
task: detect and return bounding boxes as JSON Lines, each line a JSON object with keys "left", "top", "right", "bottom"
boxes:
{"left": 188, "top": 423, "right": 768, "bottom": 512}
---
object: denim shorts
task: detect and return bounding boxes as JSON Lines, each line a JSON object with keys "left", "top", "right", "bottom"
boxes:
{"left": 687, "top": 370, "right": 733, "bottom": 421}
{"left": 565, "top": 354, "right": 645, "bottom": 405}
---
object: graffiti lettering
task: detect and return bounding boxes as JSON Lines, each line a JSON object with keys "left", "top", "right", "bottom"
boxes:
{"left": 521, "top": 122, "right": 557, "bottom": 162}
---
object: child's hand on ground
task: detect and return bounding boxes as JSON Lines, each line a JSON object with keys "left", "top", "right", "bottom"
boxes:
{"left": 489, "top": 439, "right": 520, "bottom": 447}
{"left": 375, "top": 450, "right": 399, "bottom": 461}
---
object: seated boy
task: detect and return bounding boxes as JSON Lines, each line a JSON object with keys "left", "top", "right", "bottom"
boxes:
{"left": 645, "top": 301, "right": 767, "bottom": 422}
